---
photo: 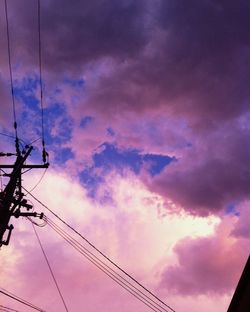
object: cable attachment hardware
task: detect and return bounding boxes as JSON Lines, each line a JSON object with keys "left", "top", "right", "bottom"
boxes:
{"left": 0, "top": 224, "right": 13, "bottom": 246}
{"left": 0, "top": 152, "right": 16, "bottom": 157}
{"left": 42, "top": 139, "right": 49, "bottom": 165}
{"left": 15, "top": 137, "right": 21, "bottom": 156}
{"left": 42, "top": 147, "right": 48, "bottom": 164}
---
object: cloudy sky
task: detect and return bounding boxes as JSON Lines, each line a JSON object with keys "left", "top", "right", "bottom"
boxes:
{"left": 0, "top": 0, "right": 249, "bottom": 311}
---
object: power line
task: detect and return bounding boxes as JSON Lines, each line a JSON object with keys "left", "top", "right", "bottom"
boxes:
{"left": 4, "top": 0, "right": 19, "bottom": 146}
{"left": 0, "top": 305, "right": 22, "bottom": 312}
{"left": 27, "top": 216, "right": 47, "bottom": 227}
{"left": 27, "top": 168, "right": 48, "bottom": 193}
{"left": 45, "top": 216, "right": 169, "bottom": 312}
{"left": 0, "top": 133, "right": 26, "bottom": 147}
{"left": 31, "top": 222, "right": 69, "bottom": 312}
{"left": 0, "top": 308, "right": 19, "bottom": 312}
{"left": 31, "top": 216, "right": 169, "bottom": 312}
{"left": 4, "top": 0, "right": 46, "bottom": 156}
{"left": 29, "top": 136, "right": 42, "bottom": 145}
{"left": 41, "top": 193, "right": 175, "bottom": 312}
{"left": 47, "top": 219, "right": 161, "bottom": 312}
{"left": 0, "top": 288, "right": 38, "bottom": 309}
{"left": 37, "top": 0, "right": 47, "bottom": 164}
{"left": 0, "top": 132, "right": 15, "bottom": 140}
{"left": 0, "top": 288, "right": 45, "bottom": 312}
{"left": 43, "top": 205, "right": 175, "bottom": 312}
{"left": 23, "top": 187, "right": 176, "bottom": 312}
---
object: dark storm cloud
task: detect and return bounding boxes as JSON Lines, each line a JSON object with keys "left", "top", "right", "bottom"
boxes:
{"left": 156, "top": 0, "right": 250, "bottom": 119}
{"left": 1, "top": 0, "right": 250, "bottom": 215}
{"left": 159, "top": 0, "right": 250, "bottom": 54}
{"left": 42, "top": 0, "right": 148, "bottom": 66}
{"left": 80, "top": 0, "right": 250, "bottom": 214}
{"left": 0, "top": 77, "right": 15, "bottom": 128}
{"left": 0, "top": 0, "right": 149, "bottom": 73}
{"left": 147, "top": 123, "right": 250, "bottom": 215}
{"left": 2, "top": 0, "right": 249, "bottom": 119}
{"left": 86, "top": 0, "right": 250, "bottom": 123}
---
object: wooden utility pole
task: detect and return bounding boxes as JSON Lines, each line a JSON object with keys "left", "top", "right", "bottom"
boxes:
{"left": 0, "top": 143, "right": 49, "bottom": 246}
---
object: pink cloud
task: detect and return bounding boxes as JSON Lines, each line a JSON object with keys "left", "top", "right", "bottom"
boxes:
{"left": 0, "top": 171, "right": 220, "bottom": 311}
{"left": 231, "top": 201, "right": 250, "bottom": 239}
{"left": 160, "top": 214, "right": 249, "bottom": 296}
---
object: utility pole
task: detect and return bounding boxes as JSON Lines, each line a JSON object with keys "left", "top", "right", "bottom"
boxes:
{"left": 0, "top": 141, "right": 49, "bottom": 246}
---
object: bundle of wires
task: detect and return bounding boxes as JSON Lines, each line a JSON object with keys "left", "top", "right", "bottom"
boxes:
{"left": 0, "top": 288, "right": 45, "bottom": 312}
{"left": 44, "top": 216, "right": 174, "bottom": 312}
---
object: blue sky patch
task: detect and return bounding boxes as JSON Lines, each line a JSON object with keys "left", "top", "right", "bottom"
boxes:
{"left": 93, "top": 143, "right": 143, "bottom": 174}
{"left": 107, "top": 127, "right": 115, "bottom": 136}
{"left": 143, "top": 154, "right": 175, "bottom": 176}
{"left": 43, "top": 102, "right": 73, "bottom": 146}
{"left": 63, "top": 78, "right": 85, "bottom": 88}
{"left": 225, "top": 203, "right": 240, "bottom": 217}
{"left": 80, "top": 167, "right": 104, "bottom": 198}
{"left": 14, "top": 76, "right": 40, "bottom": 112}
{"left": 54, "top": 147, "right": 74, "bottom": 165}
{"left": 92, "top": 143, "right": 175, "bottom": 176}
{"left": 11, "top": 76, "right": 74, "bottom": 166}
{"left": 80, "top": 116, "right": 94, "bottom": 128}
{"left": 80, "top": 143, "right": 175, "bottom": 198}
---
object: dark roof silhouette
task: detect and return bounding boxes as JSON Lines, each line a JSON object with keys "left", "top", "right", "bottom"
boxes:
{"left": 228, "top": 255, "right": 250, "bottom": 312}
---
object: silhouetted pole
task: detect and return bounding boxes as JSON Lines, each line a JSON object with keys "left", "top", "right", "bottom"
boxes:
{"left": 0, "top": 145, "right": 48, "bottom": 246}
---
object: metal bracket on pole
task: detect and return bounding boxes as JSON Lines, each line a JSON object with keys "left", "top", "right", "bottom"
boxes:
{"left": 0, "top": 144, "right": 49, "bottom": 247}
{"left": 1, "top": 224, "right": 14, "bottom": 246}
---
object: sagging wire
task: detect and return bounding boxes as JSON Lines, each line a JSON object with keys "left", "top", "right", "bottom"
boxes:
{"left": 0, "top": 304, "right": 21, "bottom": 312}
{"left": 22, "top": 188, "right": 176, "bottom": 312}
{"left": 43, "top": 215, "right": 172, "bottom": 312}
{"left": 26, "top": 216, "right": 47, "bottom": 227}
{"left": 26, "top": 168, "right": 48, "bottom": 194}
{"left": 24, "top": 199, "right": 46, "bottom": 227}
{"left": 0, "top": 287, "right": 45, "bottom": 312}
{"left": 0, "top": 133, "right": 27, "bottom": 146}
{"left": 30, "top": 221, "right": 69, "bottom": 312}
{"left": 29, "top": 137, "right": 42, "bottom": 146}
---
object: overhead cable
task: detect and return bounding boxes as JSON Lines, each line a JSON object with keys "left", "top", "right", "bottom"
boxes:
{"left": 27, "top": 168, "right": 48, "bottom": 193}
{"left": 37, "top": 0, "right": 47, "bottom": 163}
{"left": 31, "top": 222, "right": 69, "bottom": 312}
{"left": 0, "top": 288, "right": 45, "bottom": 312}
{"left": 23, "top": 187, "right": 176, "bottom": 312}
{"left": 4, "top": 0, "right": 19, "bottom": 148}
{"left": 0, "top": 305, "right": 21, "bottom": 312}
{"left": 0, "top": 132, "right": 16, "bottom": 140}
{"left": 45, "top": 216, "right": 168, "bottom": 312}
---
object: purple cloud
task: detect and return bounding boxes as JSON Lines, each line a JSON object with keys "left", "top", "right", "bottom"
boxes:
{"left": 160, "top": 217, "right": 249, "bottom": 295}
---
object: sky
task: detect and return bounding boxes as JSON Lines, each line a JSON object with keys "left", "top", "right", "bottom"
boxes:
{"left": 0, "top": 0, "right": 250, "bottom": 311}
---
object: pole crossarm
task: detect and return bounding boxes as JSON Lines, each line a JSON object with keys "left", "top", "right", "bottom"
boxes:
{"left": 0, "top": 145, "right": 49, "bottom": 246}
{"left": 0, "top": 164, "right": 49, "bottom": 169}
